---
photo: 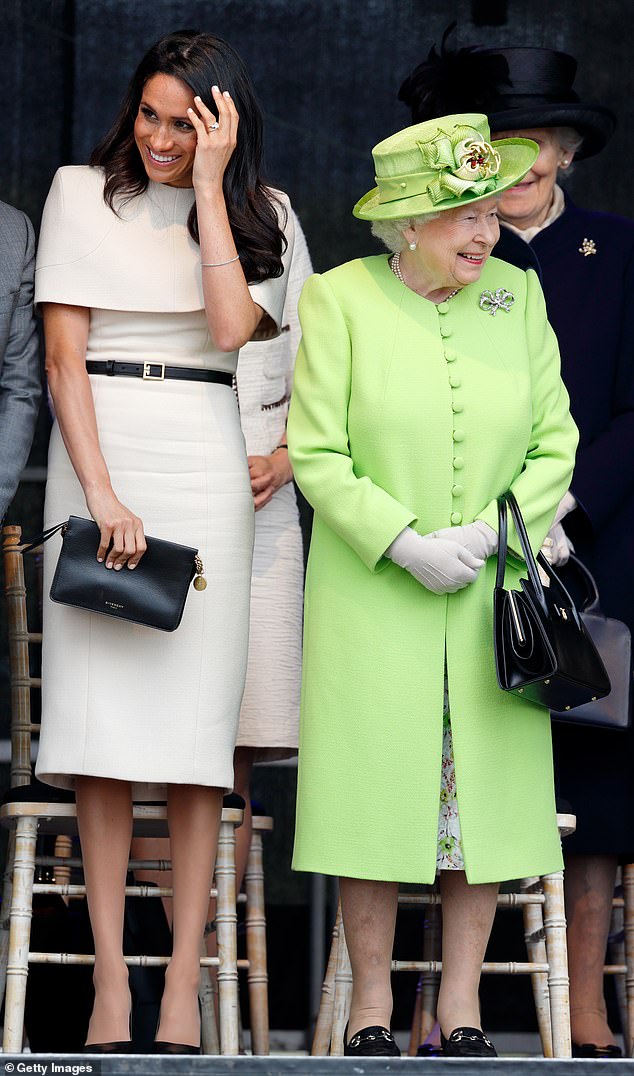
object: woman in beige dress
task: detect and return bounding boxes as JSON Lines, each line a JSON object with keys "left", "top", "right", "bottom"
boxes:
{"left": 232, "top": 212, "right": 311, "bottom": 881}
{"left": 35, "top": 30, "right": 292, "bottom": 1052}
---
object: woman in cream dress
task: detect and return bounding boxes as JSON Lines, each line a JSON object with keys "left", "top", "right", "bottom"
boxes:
{"left": 232, "top": 212, "right": 311, "bottom": 880}
{"left": 35, "top": 31, "right": 292, "bottom": 1052}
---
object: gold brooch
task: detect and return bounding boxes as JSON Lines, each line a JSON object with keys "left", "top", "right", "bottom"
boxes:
{"left": 579, "top": 237, "right": 597, "bottom": 257}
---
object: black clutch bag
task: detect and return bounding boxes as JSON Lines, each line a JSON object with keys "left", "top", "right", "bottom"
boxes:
{"left": 24, "top": 515, "right": 206, "bottom": 632}
{"left": 493, "top": 491, "right": 610, "bottom": 712}
{"left": 550, "top": 555, "right": 632, "bottom": 730}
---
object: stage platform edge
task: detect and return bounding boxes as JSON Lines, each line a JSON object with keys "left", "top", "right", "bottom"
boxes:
{"left": 1, "top": 1056, "right": 632, "bottom": 1074}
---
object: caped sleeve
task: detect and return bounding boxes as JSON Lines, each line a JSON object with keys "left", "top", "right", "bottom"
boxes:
{"left": 248, "top": 191, "right": 295, "bottom": 340}
{"left": 287, "top": 272, "right": 417, "bottom": 572}
{"left": 35, "top": 166, "right": 203, "bottom": 312}
{"left": 478, "top": 268, "right": 579, "bottom": 554}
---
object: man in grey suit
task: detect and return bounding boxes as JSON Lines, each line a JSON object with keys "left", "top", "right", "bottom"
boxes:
{"left": 0, "top": 200, "right": 40, "bottom": 521}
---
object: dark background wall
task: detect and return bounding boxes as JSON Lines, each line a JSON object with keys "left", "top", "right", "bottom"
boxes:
{"left": 0, "top": 0, "right": 632, "bottom": 1036}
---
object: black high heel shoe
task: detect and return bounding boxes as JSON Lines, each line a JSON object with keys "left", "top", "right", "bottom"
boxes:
{"left": 441, "top": 1026, "right": 498, "bottom": 1057}
{"left": 84, "top": 1040, "right": 132, "bottom": 1054}
{"left": 84, "top": 1012, "right": 132, "bottom": 1054}
{"left": 153, "top": 1003, "right": 201, "bottom": 1055}
{"left": 153, "top": 1041, "right": 201, "bottom": 1055}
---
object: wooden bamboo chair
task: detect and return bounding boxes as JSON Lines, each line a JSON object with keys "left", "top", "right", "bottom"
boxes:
{"left": 244, "top": 812, "right": 273, "bottom": 1055}
{"left": 312, "top": 813, "right": 576, "bottom": 1059}
{"left": 1, "top": 523, "right": 244, "bottom": 1054}
{"left": 196, "top": 810, "right": 274, "bottom": 1056}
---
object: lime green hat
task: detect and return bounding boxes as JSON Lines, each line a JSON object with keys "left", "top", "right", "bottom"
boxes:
{"left": 353, "top": 112, "right": 538, "bottom": 220}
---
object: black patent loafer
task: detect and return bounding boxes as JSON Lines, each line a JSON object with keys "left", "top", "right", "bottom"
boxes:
{"left": 572, "top": 1042, "right": 622, "bottom": 1059}
{"left": 441, "top": 1026, "right": 497, "bottom": 1057}
{"left": 344, "top": 1023, "right": 401, "bottom": 1057}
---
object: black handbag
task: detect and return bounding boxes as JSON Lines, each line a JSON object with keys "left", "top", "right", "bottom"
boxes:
{"left": 493, "top": 491, "right": 610, "bottom": 711}
{"left": 550, "top": 554, "right": 632, "bottom": 730}
{"left": 23, "top": 515, "right": 206, "bottom": 632}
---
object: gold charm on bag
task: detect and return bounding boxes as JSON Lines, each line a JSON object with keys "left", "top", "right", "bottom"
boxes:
{"left": 193, "top": 555, "right": 207, "bottom": 591}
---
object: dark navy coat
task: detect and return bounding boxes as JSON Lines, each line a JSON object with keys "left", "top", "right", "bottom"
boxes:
{"left": 499, "top": 198, "right": 634, "bottom": 855}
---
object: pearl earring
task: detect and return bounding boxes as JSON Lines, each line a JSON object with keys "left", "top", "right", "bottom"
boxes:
{"left": 409, "top": 241, "right": 417, "bottom": 251}
{"left": 561, "top": 158, "right": 569, "bottom": 166}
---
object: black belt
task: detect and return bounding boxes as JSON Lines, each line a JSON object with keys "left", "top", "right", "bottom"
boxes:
{"left": 86, "top": 360, "right": 233, "bottom": 386}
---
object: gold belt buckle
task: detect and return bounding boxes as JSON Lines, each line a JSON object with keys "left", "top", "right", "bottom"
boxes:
{"left": 143, "top": 362, "right": 165, "bottom": 381}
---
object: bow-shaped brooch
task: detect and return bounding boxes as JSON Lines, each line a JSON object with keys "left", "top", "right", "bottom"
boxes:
{"left": 479, "top": 288, "right": 515, "bottom": 317}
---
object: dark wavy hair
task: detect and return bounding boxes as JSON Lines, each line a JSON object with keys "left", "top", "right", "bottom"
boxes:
{"left": 89, "top": 29, "right": 286, "bottom": 283}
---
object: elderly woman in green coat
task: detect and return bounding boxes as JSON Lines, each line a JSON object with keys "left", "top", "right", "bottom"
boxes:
{"left": 287, "top": 113, "right": 578, "bottom": 1059}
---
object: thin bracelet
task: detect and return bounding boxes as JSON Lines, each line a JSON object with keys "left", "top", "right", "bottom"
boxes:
{"left": 274, "top": 443, "right": 288, "bottom": 452}
{"left": 201, "top": 254, "right": 240, "bottom": 267}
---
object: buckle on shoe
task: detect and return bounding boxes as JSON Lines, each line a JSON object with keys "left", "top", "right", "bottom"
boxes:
{"left": 143, "top": 362, "right": 165, "bottom": 381}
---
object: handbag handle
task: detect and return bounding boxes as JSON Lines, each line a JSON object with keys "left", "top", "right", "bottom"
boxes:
{"left": 20, "top": 520, "right": 67, "bottom": 556}
{"left": 497, "top": 491, "right": 583, "bottom": 626}
{"left": 557, "top": 553, "right": 601, "bottom": 614}
{"left": 496, "top": 491, "right": 549, "bottom": 615}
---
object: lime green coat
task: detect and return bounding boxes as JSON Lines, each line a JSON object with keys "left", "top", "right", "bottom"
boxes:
{"left": 288, "top": 254, "right": 578, "bottom": 885}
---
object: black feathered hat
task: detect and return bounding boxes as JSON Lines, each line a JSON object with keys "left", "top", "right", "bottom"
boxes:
{"left": 399, "top": 26, "right": 616, "bottom": 159}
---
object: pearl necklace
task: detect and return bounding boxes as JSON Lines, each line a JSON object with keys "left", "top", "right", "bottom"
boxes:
{"left": 389, "top": 251, "right": 459, "bottom": 302}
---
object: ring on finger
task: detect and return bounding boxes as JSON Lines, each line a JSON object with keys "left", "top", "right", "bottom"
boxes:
{"left": 207, "top": 121, "right": 220, "bottom": 132}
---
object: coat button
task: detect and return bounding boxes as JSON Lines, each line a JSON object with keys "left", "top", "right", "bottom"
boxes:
{"left": 453, "top": 456, "right": 464, "bottom": 469}
{"left": 440, "top": 324, "right": 452, "bottom": 338}
{"left": 437, "top": 301, "right": 450, "bottom": 314}
{"left": 449, "top": 374, "right": 461, "bottom": 388}
{"left": 452, "top": 401, "right": 464, "bottom": 413}
{"left": 444, "top": 348, "right": 457, "bottom": 362}
{"left": 452, "top": 484, "right": 464, "bottom": 497}
{"left": 452, "top": 429, "right": 464, "bottom": 442}
{"left": 451, "top": 511, "right": 463, "bottom": 525}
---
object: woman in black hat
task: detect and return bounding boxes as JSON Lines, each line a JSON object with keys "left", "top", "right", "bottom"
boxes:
{"left": 400, "top": 36, "right": 634, "bottom": 1060}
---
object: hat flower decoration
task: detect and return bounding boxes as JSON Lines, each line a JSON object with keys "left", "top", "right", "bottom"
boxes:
{"left": 420, "top": 124, "right": 501, "bottom": 203}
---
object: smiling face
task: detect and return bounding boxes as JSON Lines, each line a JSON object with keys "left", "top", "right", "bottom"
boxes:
{"left": 494, "top": 128, "right": 569, "bottom": 230}
{"left": 133, "top": 73, "right": 198, "bottom": 188}
{"left": 403, "top": 196, "right": 500, "bottom": 295}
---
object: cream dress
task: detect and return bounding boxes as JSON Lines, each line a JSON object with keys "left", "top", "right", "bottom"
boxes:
{"left": 234, "top": 213, "right": 312, "bottom": 761}
{"left": 34, "top": 165, "right": 294, "bottom": 797}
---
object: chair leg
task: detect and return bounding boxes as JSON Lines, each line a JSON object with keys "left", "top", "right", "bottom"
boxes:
{"left": 521, "top": 876, "right": 553, "bottom": 1057}
{"left": 408, "top": 976, "right": 423, "bottom": 1057}
{"left": 330, "top": 904, "right": 352, "bottom": 1056}
{"left": 543, "top": 870, "right": 571, "bottom": 1058}
{"left": 311, "top": 905, "right": 341, "bottom": 1056}
{"left": 215, "top": 816, "right": 239, "bottom": 1055}
{"left": 622, "top": 862, "right": 634, "bottom": 1057}
{"left": 52, "top": 834, "right": 73, "bottom": 892}
{"left": 3, "top": 817, "right": 37, "bottom": 1052}
{"left": 0, "top": 829, "right": 16, "bottom": 1012}
{"left": 608, "top": 870, "right": 628, "bottom": 1047}
{"left": 244, "top": 829, "right": 269, "bottom": 1055}
{"left": 420, "top": 897, "right": 441, "bottom": 1044}
{"left": 199, "top": 937, "right": 220, "bottom": 1055}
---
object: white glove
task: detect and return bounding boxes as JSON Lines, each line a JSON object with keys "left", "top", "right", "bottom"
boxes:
{"left": 386, "top": 526, "right": 484, "bottom": 595}
{"left": 541, "top": 521, "right": 575, "bottom": 567}
{"left": 553, "top": 490, "right": 577, "bottom": 526}
{"left": 428, "top": 520, "right": 498, "bottom": 560}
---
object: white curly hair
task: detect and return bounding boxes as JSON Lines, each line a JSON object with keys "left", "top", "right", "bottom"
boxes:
{"left": 370, "top": 213, "right": 441, "bottom": 253}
